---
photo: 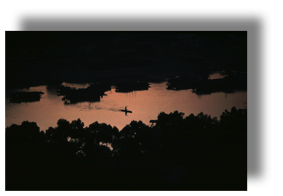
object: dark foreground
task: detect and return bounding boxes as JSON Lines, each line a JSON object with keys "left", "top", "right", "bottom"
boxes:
{"left": 6, "top": 107, "right": 247, "bottom": 190}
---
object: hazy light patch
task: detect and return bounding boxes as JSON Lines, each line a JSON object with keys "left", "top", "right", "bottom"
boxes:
{"left": 99, "top": 142, "right": 113, "bottom": 151}
{"left": 209, "top": 72, "right": 226, "bottom": 80}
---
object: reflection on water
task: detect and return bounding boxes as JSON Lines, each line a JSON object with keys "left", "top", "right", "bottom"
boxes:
{"left": 209, "top": 72, "right": 226, "bottom": 80}
{"left": 5, "top": 82, "right": 247, "bottom": 131}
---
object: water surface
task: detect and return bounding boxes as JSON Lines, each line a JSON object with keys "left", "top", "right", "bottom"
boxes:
{"left": 5, "top": 82, "right": 247, "bottom": 131}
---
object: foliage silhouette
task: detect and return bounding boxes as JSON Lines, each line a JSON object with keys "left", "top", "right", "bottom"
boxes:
{"left": 220, "top": 106, "right": 247, "bottom": 138}
{"left": 88, "top": 121, "right": 119, "bottom": 144}
{"left": 6, "top": 107, "right": 247, "bottom": 190}
{"left": 46, "top": 119, "right": 70, "bottom": 143}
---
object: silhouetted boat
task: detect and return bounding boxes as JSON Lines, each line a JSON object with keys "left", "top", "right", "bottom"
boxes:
{"left": 121, "top": 109, "right": 132, "bottom": 113}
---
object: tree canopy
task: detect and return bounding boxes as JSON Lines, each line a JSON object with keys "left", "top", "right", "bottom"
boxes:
{"left": 6, "top": 107, "right": 247, "bottom": 190}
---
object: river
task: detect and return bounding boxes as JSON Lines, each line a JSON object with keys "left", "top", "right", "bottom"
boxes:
{"left": 5, "top": 75, "right": 247, "bottom": 131}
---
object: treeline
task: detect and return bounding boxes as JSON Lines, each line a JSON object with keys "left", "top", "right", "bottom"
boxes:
{"left": 6, "top": 107, "right": 247, "bottom": 190}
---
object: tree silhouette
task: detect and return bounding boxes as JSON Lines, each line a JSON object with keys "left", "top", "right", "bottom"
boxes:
{"left": 6, "top": 107, "right": 247, "bottom": 190}
{"left": 156, "top": 111, "right": 184, "bottom": 133}
{"left": 70, "top": 118, "right": 85, "bottom": 139}
{"left": 220, "top": 106, "right": 247, "bottom": 138}
{"left": 88, "top": 121, "right": 119, "bottom": 144}
{"left": 81, "top": 141, "right": 112, "bottom": 159}
{"left": 6, "top": 121, "right": 44, "bottom": 156}
{"left": 182, "top": 112, "right": 219, "bottom": 139}
{"left": 6, "top": 121, "right": 41, "bottom": 141}
{"left": 117, "top": 138, "right": 140, "bottom": 159}
{"left": 117, "top": 121, "right": 152, "bottom": 158}
{"left": 45, "top": 126, "right": 57, "bottom": 142}
{"left": 45, "top": 119, "right": 71, "bottom": 143}
{"left": 80, "top": 121, "right": 120, "bottom": 159}
{"left": 155, "top": 111, "right": 186, "bottom": 150}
